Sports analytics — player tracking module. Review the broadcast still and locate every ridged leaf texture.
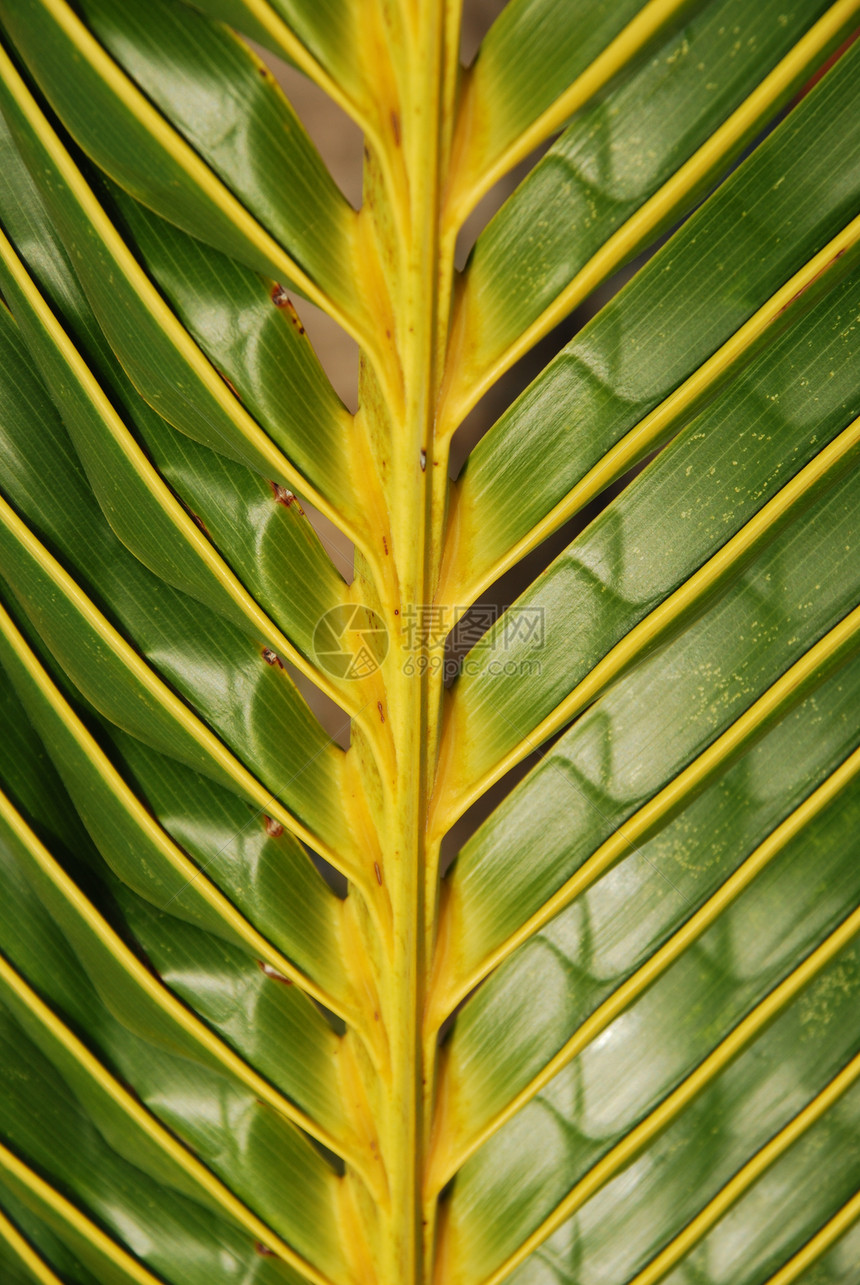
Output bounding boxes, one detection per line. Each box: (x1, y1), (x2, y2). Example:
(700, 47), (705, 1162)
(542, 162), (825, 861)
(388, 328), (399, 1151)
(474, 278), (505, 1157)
(0, 1), (859, 1283)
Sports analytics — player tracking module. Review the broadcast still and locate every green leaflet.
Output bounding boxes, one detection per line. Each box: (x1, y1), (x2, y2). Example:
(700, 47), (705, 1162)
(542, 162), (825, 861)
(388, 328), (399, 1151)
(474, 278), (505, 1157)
(0, 50), (364, 538)
(0, 1192), (103, 1285)
(0, 522), (348, 850)
(0, 277), (348, 989)
(0, 234), (344, 690)
(105, 181), (354, 506)
(455, 0), (833, 382)
(108, 729), (348, 996)
(0, 1234), (39, 1285)
(0, 1010), (312, 1285)
(0, 680), (357, 1275)
(0, 820), (344, 1277)
(443, 638), (860, 1273)
(0, 667), (350, 1145)
(113, 892), (346, 1119)
(644, 1103), (860, 1285)
(461, 0), (653, 181)
(668, 1205), (860, 1285)
(445, 263), (860, 791)
(452, 37), (860, 592)
(444, 469), (860, 993)
(175, 0), (364, 109)
(450, 977), (860, 1283)
(0, 781), (343, 1164)
(0, 353), (351, 859)
(443, 656), (860, 1148)
(0, 23), (377, 1258)
(0, 586), (350, 1007)
(0, 115), (351, 668)
(0, 0), (360, 316)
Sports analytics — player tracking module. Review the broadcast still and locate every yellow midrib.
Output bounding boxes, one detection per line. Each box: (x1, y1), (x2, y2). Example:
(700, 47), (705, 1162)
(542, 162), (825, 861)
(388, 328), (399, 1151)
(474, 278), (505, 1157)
(340, 4), (461, 1282)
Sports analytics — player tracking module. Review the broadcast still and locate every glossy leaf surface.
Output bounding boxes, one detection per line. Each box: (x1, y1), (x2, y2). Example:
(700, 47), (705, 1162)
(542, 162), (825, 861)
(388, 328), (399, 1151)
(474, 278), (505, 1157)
(0, 2), (857, 1284)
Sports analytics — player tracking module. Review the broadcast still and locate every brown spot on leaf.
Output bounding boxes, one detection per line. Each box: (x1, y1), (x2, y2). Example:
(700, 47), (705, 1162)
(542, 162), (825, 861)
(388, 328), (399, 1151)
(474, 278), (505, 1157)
(261, 647), (284, 668)
(257, 960), (293, 985)
(382, 535), (389, 555)
(374, 861), (383, 884)
(390, 110), (401, 146)
(284, 299), (305, 334)
(264, 816), (284, 838)
(269, 480), (303, 512)
(271, 285), (305, 333)
(185, 507), (210, 538)
(377, 702), (385, 724)
(255, 1243), (276, 1257)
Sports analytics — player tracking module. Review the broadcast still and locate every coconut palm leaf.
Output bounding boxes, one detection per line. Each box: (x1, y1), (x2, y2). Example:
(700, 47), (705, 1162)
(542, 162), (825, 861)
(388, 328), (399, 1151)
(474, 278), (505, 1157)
(0, 1), (858, 1283)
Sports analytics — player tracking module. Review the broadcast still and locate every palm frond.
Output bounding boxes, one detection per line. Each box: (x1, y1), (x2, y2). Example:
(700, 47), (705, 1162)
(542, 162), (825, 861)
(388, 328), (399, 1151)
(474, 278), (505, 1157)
(0, 1), (858, 1282)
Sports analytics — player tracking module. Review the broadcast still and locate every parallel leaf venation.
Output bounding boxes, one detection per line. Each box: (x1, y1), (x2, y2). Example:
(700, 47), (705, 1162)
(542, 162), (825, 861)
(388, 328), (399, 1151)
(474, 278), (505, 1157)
(0, 3), (858, 1284)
